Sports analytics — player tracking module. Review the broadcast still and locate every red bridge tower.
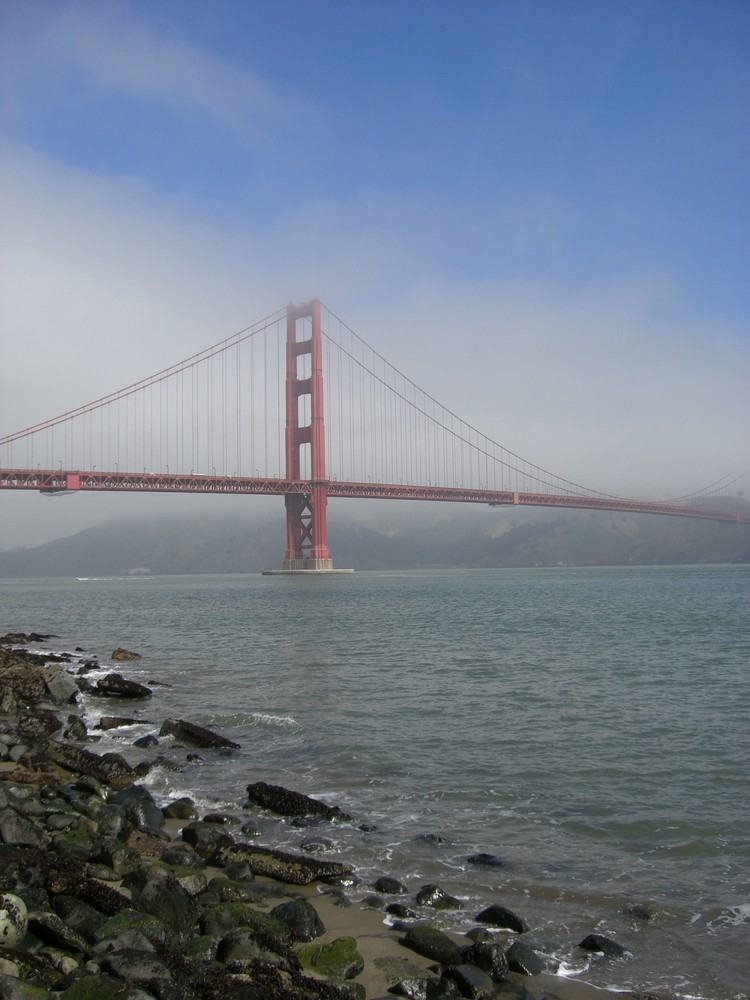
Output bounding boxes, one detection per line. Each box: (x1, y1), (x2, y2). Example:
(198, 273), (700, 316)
(280, 299), (336, 572)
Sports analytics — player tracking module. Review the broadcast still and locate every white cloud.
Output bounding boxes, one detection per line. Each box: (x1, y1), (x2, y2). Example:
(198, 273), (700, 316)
(3, 0), (311, 144)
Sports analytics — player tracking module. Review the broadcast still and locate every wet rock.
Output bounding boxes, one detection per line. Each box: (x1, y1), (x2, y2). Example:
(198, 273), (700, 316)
(245, 780), (351, 821)
(111, 647), (142, 661)
(442, 963), (495, 998)
(133, 734), (158, 749)
(162, 797), (198, 821)
(110, 784), (165, 829)
(505, 939), (545, 975)
(466, 853), (505, 868)
(374, 876), (407, 894)
(474, 903), (529, 933)
(460, 940), (509, 981)
(179, 821), (234, 855)
(96, 716), (141, 730)
(214, 842), (355, 885)
(63, 716), (88, 741)
(270, 899), (326, 942)
(578, 932), (629, 957)
(623, 902), (658, 921)
(400, 924), (463, 965)
(387, 903), (417, 919)
(45, 741), (136, 790)
(415, 884), (462, 910)
(159, 718), (239, 749)
(93, 673), (152, 699)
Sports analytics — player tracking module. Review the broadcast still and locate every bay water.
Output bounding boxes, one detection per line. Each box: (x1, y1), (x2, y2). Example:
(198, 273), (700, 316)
(1, 565), (748, 998)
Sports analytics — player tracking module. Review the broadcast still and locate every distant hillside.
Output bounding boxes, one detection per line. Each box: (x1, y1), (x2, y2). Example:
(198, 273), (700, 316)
(0, 499), (748, 577)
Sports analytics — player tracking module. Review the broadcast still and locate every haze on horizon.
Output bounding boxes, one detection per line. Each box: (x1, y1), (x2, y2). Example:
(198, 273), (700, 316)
(1, 0), (748, 549)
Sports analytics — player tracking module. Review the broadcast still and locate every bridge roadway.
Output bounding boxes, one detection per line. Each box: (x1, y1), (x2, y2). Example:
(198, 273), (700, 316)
(2, 468), (748, 524)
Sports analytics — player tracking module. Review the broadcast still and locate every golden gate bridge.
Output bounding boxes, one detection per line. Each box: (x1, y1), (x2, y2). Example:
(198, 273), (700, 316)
(1, 299), (748, 572)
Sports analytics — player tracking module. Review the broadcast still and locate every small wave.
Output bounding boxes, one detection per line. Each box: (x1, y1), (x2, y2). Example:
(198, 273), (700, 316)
(206, 711), (302, 731)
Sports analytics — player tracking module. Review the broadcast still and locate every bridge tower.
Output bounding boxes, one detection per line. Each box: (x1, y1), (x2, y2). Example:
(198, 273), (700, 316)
(279, 299), (336, 572)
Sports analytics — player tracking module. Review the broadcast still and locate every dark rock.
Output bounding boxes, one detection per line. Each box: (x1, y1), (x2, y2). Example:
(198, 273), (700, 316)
(415, 884), (462, 910)
(0, 807), (49, 847)
(45, 740), (136, 789)
(133, 734), (159, 748)
(387, 903), (418, 919)
(216, 927), (300, 973)
(111, 784), (165, 829)
(460, 940), (509, 981)
(97, 716), (142, 730)
(245, 780), (351, 821)
(200, 901), (291, 942)
(203, 812), (239, 825)
(505, 939), (545, 975)
(474, 903), (529, 933)
(52, 894), (109, 943)
(161, 846), (204, 868)
(137, 874), (197, 940)
(623, 902), (658, 921)
(63, 715), (88, 740)
(162, 797), (198, 820)
(17, 709), (63, 740)
(159, 718), (239, 749)
(374, 876), (406, 894)
(400, 924), (463, 964)
(180, 821), (234, 855)
(271, 899), (326, 942)
(27, 909), (88, 951)
(214, 842), (355, 885)
(220, 860), (255, 882)
(442, 963), (495, 998)
(111, 647), (142, 661)
(412, 833), (448, 845)
(99, 946), (173, 988)
(578, 932), (629, 957)
(467, 853), (505, 868)
(94, 672), (152, 699)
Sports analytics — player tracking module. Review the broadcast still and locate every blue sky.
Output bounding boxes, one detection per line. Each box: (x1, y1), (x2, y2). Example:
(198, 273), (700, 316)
(1, 0), (748, 545)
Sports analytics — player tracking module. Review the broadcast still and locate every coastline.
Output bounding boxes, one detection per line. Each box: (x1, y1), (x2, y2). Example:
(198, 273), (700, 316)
(1, 632), (677, 999)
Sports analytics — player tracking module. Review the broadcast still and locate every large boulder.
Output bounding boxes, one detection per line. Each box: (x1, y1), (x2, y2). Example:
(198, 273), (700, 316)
(214, 842), (355, 885)
(160, 718), (240, 749)
(245, 780), (351, 821)
(93, 673), (152, 699)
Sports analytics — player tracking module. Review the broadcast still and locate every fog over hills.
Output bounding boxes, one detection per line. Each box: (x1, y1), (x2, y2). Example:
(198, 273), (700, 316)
(0, 500), (748, 577)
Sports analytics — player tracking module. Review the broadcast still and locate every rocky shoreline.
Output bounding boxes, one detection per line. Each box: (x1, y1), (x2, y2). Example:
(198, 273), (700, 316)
(1, 632), (669, 1000)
